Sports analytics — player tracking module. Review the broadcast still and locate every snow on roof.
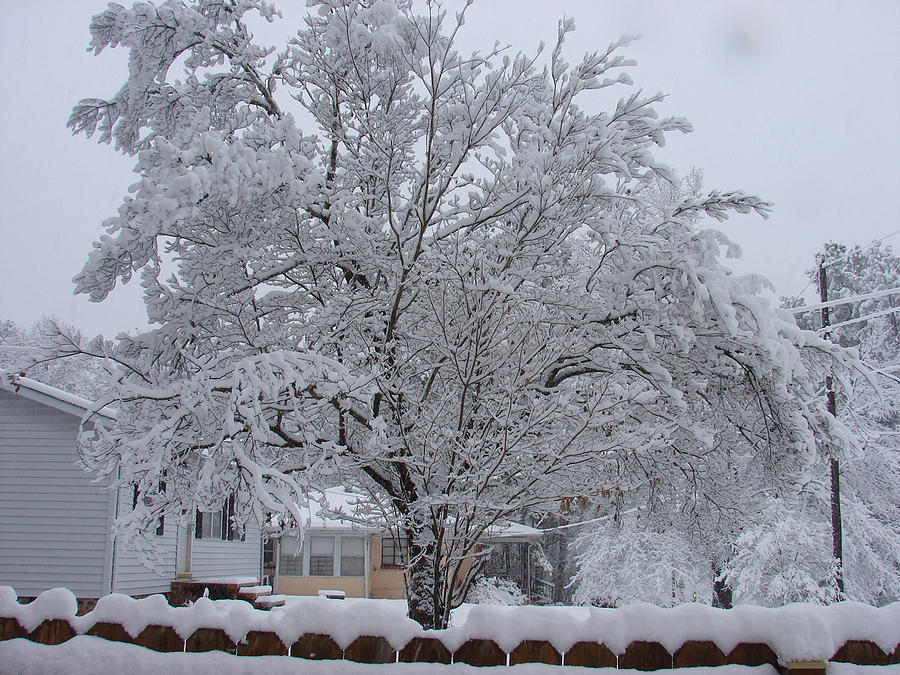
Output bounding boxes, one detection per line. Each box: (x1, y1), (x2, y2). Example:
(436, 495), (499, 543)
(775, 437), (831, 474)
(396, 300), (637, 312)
(297, 487), (383, 532)
(294, 487), (541, 540)
(486, 521), (543, 541)
(0, 369), (115, 421)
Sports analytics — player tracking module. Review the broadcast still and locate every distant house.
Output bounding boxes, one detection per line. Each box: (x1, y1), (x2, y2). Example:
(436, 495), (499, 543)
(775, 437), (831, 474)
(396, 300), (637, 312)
(0, 370), (264, 605)
(272, 487), (544, 600)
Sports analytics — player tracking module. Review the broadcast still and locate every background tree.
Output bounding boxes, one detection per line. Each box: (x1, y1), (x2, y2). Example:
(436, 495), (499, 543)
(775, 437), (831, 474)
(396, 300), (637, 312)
(575, 241), (900, 608)
(758, 241), (900, 605)
(569, 406), (790, 607)
(567, 173), (800, 609)
(1, 317), (110, 401)
(62, 0), (855, 627)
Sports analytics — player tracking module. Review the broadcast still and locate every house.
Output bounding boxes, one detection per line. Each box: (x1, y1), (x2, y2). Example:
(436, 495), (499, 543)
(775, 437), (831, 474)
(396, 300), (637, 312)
(271, 487), (545, 600)
(0, 370), (264, 606)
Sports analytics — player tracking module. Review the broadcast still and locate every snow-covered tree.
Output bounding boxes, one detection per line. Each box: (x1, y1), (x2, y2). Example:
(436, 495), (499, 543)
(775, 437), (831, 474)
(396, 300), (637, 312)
(566, 173), (806, 609)
(572, 508), (712, 607)
(726, 497), (841, 606)
(569, 403), (788, 608)
(64, 0), (855, 627)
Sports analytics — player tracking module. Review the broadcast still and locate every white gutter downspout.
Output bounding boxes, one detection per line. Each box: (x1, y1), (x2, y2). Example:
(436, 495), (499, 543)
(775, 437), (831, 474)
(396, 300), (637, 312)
(364, 536), (371, 598)
(176, 509), (193, 579)
(106, 481), (121, 595)
(273, 538), (280, 594)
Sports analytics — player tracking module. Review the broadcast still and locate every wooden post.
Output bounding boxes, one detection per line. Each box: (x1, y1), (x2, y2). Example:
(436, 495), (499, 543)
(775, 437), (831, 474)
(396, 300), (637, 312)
(817, 253), (844, 596)
(785, 660), (827, 675)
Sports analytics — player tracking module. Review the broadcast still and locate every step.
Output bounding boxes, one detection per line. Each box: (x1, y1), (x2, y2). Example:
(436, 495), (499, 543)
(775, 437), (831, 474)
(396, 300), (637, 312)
(254, 594), (287, 609)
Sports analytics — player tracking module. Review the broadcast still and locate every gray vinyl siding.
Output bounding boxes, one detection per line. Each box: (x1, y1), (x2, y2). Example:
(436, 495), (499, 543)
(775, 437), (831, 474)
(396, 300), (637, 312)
(110, 488), (177, 596)
(191, 516), (262, 582)
(0, 390), (112, 598)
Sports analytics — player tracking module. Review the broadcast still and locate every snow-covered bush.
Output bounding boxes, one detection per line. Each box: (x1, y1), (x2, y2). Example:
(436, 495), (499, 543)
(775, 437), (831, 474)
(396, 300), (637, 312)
(466, 577), (527, 606)
(572, 516), (711, 607)
(724, 499), (841, 606)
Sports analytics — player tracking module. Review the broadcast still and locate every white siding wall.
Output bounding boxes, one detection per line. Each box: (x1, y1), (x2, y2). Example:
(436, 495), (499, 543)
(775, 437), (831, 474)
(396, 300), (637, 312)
(110, 488), (177, 596)
(190, 516), (262, 582)
(0, 390), (112, 598)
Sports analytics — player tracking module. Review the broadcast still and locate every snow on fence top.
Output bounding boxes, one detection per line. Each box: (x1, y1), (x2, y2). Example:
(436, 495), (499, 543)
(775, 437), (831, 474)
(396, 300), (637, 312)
(2, 586), (898, 663)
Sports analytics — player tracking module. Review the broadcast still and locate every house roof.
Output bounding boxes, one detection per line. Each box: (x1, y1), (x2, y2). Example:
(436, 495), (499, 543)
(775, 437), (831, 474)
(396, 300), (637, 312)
(485, 521), (543, 541)
(0, 369), (115, 422)
(297, 487), (542, 540)
(298, 487), (382, 531)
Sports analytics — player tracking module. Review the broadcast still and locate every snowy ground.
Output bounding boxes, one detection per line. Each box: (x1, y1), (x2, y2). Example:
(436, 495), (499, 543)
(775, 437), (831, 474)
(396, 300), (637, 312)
(272, 595), (586, 628)
(2, 637), (899, 675)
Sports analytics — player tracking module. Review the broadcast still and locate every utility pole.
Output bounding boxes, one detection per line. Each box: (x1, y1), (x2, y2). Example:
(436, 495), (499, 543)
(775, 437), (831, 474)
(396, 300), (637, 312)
(817, 253), (844, 596)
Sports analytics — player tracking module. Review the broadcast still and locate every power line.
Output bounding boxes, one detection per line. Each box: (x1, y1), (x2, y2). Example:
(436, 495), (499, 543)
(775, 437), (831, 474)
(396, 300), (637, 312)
(788, 287), (900, 315)
(816, 305), (900, 332)
(822, 228), (900, 270)
(790, 229), (900, 298)
(793, 279), (813, 299)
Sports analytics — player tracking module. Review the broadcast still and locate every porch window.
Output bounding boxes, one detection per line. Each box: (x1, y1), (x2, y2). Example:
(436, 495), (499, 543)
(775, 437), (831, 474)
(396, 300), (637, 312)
(302, 535), (366, 577)
(381, 536), (407, 567)
(309, 536), (335, 576)
(279, 543), (305, 576)
(340, 536), (365, 577)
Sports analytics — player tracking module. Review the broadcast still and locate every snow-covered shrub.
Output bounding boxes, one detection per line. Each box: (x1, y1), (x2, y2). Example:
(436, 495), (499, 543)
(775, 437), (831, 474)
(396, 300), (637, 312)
(572, 518), (711, 607)
(724, 499), (841, 606)
(466, 577), (527, 606)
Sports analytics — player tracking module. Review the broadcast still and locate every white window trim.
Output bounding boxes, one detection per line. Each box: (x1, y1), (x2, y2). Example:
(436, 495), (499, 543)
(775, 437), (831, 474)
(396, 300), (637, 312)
(304, 533), (367, 578)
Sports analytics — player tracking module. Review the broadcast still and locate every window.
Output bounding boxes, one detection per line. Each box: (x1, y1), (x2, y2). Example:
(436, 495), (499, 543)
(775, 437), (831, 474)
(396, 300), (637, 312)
(279, 542), (305, 576)
(263, 538), (275, 568)
(196, 509), (223, 539)
(340, 537), (365, 577)
(195, 494), (243, 541)
(278, 535), (367, 577)
(309, 536), (334, 576)
(381, 536), (407, 567)
(156, 482), (166, 536)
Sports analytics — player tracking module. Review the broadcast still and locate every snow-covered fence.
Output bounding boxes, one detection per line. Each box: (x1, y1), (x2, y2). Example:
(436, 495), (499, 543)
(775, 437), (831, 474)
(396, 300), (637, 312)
(1, 587), (899, 670)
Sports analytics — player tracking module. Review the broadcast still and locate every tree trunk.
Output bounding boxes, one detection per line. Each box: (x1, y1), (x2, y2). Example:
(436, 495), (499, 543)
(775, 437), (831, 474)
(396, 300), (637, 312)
(405, 533), (446, 630)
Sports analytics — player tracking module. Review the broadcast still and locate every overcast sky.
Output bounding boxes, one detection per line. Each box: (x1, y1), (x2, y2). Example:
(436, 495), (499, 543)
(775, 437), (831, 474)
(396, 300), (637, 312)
(1, 0), (898, 338)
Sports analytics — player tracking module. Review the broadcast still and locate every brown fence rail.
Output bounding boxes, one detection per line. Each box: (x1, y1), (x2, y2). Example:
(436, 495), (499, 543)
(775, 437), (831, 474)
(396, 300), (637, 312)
(2, 614), (899, 670)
